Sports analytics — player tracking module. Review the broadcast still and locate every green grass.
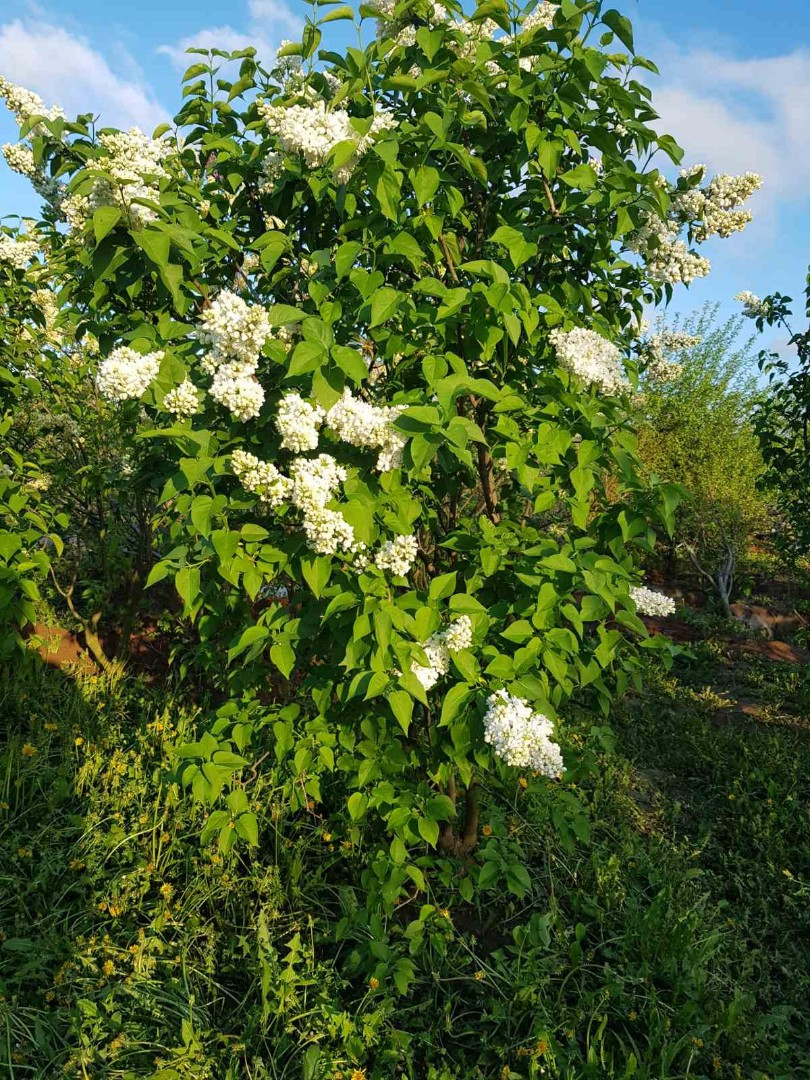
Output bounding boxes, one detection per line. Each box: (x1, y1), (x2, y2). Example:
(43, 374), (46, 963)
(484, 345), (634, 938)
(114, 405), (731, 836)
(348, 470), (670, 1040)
(0, 642), (808, 1079)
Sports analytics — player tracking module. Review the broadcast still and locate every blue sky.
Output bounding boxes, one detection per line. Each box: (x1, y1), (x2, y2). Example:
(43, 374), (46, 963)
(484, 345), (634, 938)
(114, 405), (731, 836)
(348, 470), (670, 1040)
(1, 0), (808, 347)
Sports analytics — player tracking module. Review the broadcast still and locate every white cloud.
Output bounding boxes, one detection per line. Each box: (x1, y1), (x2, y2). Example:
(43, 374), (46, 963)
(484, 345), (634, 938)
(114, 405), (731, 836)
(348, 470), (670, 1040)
(158, 0), (303, 70)
(0, 17), (167, 132)
(649, 43), (810, 206)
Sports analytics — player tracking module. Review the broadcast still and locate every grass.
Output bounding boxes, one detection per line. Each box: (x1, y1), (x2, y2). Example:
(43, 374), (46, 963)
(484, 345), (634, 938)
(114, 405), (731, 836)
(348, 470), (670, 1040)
(0, 638), (808, 1079)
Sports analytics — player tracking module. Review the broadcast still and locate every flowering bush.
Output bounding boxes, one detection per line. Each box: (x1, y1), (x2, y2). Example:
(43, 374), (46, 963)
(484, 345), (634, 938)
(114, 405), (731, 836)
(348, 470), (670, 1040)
(1, 0), (760, 944)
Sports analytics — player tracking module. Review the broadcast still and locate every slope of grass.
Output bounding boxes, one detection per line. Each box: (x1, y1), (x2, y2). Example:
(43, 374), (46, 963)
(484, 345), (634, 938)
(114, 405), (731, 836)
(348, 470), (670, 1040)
(0, 642), (807, 1079)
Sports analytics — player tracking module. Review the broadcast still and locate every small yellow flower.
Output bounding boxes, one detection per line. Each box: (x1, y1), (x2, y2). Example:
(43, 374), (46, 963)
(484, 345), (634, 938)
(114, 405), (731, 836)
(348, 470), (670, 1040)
(350, 1070), (366, 1080)
(108, 903), (122, 917)
(482, 824), (493, 836)
(102, 959), (115, 976)
(691, 1037), (704, 1048)
(518, 776), (527, 789)
(323, 832), (332, 842)
(474, 969), (485, 981)
(44, 722), (58, 732)
(629, 1010), (637, 1021)
(159, 883), (174, 900)
(74, 736), (84, 747)
(369, 976), (379, 989)
(439, 908), (450, 919)
(535, 1038), (549, 1054)
(17, 846), (32, 858)
(21, 743), (37, 757)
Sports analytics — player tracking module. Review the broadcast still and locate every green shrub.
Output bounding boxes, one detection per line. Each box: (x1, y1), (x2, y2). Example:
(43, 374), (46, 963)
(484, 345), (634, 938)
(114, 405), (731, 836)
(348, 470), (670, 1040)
(635, 306), (768, 611)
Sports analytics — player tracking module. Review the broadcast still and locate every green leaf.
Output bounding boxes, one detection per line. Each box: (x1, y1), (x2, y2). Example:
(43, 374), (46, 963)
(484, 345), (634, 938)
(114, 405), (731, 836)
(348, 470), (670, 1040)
(335, 240), (362, 280)
(602, 8), (635, 51)
(93, 206), (122, 242)
(429, 572), (457, 600)
(348, 791), (368, 820)
(439, 683), (474, 725)
(301, 556), (332, 598)
(270, 641), (296, 678)
(134, 228), (170, 268)
(175, 565), (200, 609)
(410, 165), (440, 206)
(321, 3), (354, 22)
(228, 624), (269, 662)
(234, 811), (259, 846)
(388, 690), (413, 734)
(190, 494), (213, 535)
(369, 286), (403, 327)
(560, 163), (598, 190)
(418, 816), (439, 847)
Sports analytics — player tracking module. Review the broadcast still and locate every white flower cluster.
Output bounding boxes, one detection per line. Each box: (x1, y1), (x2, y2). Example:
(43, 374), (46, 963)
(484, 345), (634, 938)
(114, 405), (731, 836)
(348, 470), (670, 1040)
(735, 291), (771, 320)
(163, 379), (201, 418)
(260, 99), (398, 183)
(231, 449), (293, 509)
(198, 290), (273, 365)
(210, 364), (266, 421)
(629, 167), (761, 286)
(549, 326), (627, 394)
(642, 329), (701, 382)
(672, 169), (762, 242)
(627, 214), (711, 286)
(232, 449), (359, 556)
(62, 128), (171, 231)
(198, 291), (275, 422)
(521, 2), (557, 32)
(2, 142), (62, 202)
(0, 77), (64, 133)
(325, 388), (407, 471)
(374, 534), (419, 576)
(96, 346), (163, 402)
(0, 231), (39, 269)
(630, 585), (676, 617)
(276, 392), (325, 452)
(411, 615), (474, 691)
(483, 690), (563, 777)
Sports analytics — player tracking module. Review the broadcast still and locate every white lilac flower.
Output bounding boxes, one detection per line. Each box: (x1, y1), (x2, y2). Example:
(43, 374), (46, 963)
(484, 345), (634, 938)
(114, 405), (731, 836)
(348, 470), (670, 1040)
(197, 290), (272, 365)
(0, 232), (39, 269)
(0, 77), (64, 133)
(259, 99), (398, 183)
(629, 168), (761, 286)
(549, 326), (628, 394)
(2, 143), (61, 201)
(289, 454), (347, 514)
(325, 388), (407, 471)
(96, 346), (163, 402)
(735, 291), (771, 320)
(209, 362), (265, 421)
(276, 393), (325, 452)
(672, 170), (762, 242)
(629, 585), (676, 617)
(301, 505), (359, 555)
(374, 534), (418, 577)
(521, 2), (556, 33)
(163, 379), (201, 418)
(411, 637), (451, 690)
(642, 329), (701, 382)
(410, 615), (474, 690)
(62, 128), (170, 231)
(231, 449), (293, 508)
(627, 213), (712, 286)
(483, 689), (563, 777)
